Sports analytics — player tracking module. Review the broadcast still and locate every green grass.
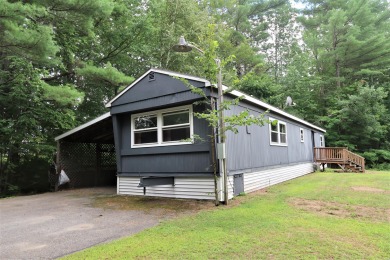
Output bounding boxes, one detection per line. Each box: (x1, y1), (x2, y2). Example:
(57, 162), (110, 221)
(63, 171), (390, 259)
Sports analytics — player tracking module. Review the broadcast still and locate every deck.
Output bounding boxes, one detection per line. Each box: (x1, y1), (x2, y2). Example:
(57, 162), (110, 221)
(314, 147), (365, 172)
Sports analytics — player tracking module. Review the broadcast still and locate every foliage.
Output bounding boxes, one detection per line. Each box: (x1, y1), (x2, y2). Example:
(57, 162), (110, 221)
(325, 83), (389, 150)
(362, 149), (390, 170)
(288, 0), (390, 153)
(235, 69), (282, 106)
(76, 63), (134, 121)
(0, 0), (132, 195)
(179, 24), (269, 136)
(63, 171), (390, 259)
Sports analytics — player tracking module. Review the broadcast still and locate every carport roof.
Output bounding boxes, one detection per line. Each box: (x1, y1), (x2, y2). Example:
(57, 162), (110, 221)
(55, 112), (114, 143)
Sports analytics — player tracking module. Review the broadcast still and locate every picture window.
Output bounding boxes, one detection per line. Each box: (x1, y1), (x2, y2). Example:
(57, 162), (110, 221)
(131, 106), (193, 147)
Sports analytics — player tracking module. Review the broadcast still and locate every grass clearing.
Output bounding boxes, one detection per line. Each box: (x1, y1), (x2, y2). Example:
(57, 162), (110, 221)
(63, 170), (390, 259)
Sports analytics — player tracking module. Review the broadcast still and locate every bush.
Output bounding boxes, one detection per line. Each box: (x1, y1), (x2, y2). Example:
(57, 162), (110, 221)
(362, 149), (390, 170)
(1, 157), (52, 197)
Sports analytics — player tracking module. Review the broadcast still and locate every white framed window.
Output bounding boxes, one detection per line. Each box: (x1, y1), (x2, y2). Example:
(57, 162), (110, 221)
(300, 128), (304, 143)
(269, 118), (287, 146)
(131, 105), (193, 148)
(320, 135), (324, 147)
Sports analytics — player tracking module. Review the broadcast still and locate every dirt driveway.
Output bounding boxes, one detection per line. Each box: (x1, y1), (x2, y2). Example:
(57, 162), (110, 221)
(0, 188), (210, 259)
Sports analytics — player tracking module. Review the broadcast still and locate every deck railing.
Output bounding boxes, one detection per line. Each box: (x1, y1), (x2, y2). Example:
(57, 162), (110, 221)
(314, 147), (365, 172)
(346, 150), (365, 172)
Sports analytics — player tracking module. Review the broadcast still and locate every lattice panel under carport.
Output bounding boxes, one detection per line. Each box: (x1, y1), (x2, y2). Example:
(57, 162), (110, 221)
(56, 142), (117, 189)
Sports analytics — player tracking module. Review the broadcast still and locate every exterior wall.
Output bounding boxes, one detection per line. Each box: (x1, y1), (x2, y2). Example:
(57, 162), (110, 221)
(313, 132), (325, 147)
(117, 176), (215, 200)
(113, 104), (213, 176)
(110, 73), (207, 114)
(110, 71), (325, 200)
(110, 73), (214, 178)
(244, 163), (314, 193)
(224, 99), (321, 175)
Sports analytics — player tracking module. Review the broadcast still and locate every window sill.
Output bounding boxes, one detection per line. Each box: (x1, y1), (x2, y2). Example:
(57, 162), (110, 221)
(131, 141), (193, 149)
(270, 143), (288, 147)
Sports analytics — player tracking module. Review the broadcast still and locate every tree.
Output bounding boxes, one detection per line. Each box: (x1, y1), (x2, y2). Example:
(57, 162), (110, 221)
(261, 2), (300, 82)
(298, 0), (390, 86)
(204, 0), (287, 79)
(325, 83), (389, 151)
(295, 0), (390, 151)
(76, 63), (134, 121)
(0, 0), (133, 194)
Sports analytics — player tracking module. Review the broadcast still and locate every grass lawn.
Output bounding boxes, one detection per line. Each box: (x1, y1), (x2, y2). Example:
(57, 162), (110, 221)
(63, 170), (390, 259)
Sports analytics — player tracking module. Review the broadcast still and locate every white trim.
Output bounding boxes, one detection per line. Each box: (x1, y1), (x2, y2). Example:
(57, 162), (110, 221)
(228, 88), (326, 133)
(320, 135), (324, 147)
(269, 117), (288, 146)
(105, 68), (211, 108)
(54, 112), (111, 141)
(300, 128), (305, 143)
(131, 105), (193, 148)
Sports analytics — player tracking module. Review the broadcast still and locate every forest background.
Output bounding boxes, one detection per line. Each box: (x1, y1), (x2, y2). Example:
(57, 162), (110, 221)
(1, 0), (389, 195)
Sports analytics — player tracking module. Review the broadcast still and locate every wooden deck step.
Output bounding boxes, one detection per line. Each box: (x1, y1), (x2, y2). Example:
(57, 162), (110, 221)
(314, 147), (365, 173)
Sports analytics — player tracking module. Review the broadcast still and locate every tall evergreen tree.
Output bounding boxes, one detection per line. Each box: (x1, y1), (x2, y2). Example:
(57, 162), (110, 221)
(294, 0), (390, 150)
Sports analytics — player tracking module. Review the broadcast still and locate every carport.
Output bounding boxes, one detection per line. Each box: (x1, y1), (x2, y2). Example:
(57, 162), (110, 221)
(54, 113), (116, 189)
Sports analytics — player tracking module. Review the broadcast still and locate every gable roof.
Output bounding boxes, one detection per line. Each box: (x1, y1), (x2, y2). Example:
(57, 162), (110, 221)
(105, 68), (325, 132)
(105, 68), (211, 108)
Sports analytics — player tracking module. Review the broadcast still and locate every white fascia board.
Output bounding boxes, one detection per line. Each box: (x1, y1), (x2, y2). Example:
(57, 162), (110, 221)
(151, 68), (211, 86)
(220, 85), (326, 133)
(105, 68), (211, 108)
(54, 112), (111, 141)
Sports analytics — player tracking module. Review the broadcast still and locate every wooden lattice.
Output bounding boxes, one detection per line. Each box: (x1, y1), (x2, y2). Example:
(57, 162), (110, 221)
(57, 142), (117, 189)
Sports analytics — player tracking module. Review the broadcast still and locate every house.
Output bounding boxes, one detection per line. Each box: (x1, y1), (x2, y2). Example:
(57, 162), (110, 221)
(55, 68), (326, 201)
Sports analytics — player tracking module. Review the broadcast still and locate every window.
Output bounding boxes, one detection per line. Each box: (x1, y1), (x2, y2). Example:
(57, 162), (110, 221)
(269, 118), (287, 146)
(131, 105), (193, 147)
(133, 114), (158, 145)
(320, 135), (324, 147)
(300, 128), (304, 143)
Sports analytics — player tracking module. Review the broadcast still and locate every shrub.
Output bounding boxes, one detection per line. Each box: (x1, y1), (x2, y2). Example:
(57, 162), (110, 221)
(362, 149), (390, 170)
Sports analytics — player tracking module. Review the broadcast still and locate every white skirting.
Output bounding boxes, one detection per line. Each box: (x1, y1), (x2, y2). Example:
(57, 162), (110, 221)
(117, 177), (215, 200)
(244, 163), (314, 193)
(117, 163), (315, 200)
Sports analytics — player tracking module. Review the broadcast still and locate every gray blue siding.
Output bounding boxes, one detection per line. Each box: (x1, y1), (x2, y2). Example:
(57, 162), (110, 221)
(112, 104), (213, 176)
(224, 97), (321, 175)
(111, 72), (207, 115)
(110, 73), (213, 177)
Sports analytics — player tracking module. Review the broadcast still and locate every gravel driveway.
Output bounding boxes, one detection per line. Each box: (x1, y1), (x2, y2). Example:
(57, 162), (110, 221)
(0, 188), (175, 259)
